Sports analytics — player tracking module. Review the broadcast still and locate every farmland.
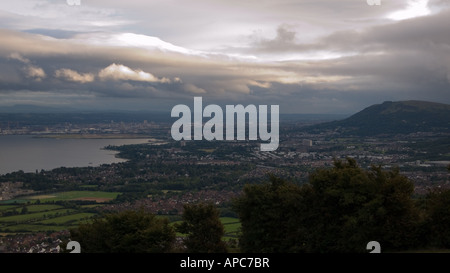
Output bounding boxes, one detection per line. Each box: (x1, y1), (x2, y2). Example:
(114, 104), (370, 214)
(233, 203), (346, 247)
(221, 217), (241, 239)
(171, 216), (241, 241)
(17, 191), (120, 203)
(0, 188), (242, 238)
(0, 191), (119, 234)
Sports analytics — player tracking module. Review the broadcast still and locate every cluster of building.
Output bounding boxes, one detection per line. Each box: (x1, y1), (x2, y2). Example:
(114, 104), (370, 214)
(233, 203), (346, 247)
(0, 120), (164, 136)
(0, 182), (35, 201)
(0, 231), (69, 253)
(100, 190), (239, 215)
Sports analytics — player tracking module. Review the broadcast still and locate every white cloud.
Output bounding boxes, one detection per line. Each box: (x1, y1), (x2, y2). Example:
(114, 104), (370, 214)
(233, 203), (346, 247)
(55, 68), (95, 83)
(24, 66), (46, 80)
(114, 33), (200, 55)
(0, 0), (133, 32)
(98, 63), (171, 83)
(183, 83), (206, 94)
(387, 0), (431, 21)
(23, 65), (46, 81)
(8, 52), (30, 64)
(8, 52), (46, 81)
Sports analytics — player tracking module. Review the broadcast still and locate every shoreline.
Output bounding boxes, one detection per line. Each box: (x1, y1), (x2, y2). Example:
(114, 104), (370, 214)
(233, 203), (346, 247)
(0, 135), (153, 175)
(32, 133), (152, 140)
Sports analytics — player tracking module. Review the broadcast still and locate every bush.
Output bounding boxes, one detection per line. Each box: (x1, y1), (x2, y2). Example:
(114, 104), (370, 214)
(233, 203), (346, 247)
(69, 209), (176, 253)
(234, 158), (421, 253)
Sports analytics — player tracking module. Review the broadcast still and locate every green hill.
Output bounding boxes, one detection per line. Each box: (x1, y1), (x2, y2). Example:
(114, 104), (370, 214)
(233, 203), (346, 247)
(305, 100), (450, 136)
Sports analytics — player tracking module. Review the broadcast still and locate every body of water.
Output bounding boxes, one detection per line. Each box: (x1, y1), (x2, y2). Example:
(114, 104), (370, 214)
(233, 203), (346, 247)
(0, 135), (150, 175)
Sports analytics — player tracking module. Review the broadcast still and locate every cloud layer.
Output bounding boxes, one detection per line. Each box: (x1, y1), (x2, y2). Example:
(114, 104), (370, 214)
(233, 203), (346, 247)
(98, 63), (171, 83)
(0, 0), (449, 113)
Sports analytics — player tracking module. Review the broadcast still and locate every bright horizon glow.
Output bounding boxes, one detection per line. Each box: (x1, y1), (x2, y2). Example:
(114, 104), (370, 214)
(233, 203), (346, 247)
(387, 0), (431, 21)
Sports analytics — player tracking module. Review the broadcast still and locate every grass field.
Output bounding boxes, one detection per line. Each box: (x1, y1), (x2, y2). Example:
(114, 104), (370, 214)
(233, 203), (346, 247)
(1, 224), (78, 233)
(0, 204), (94, 234)
(26, 204), (64, 212)
(221, 217), (241, 239)
(25, 191), (120, 203)
(39, 213), (95, 225)
(0, 205), (21, 212)
(198, 148), (216, 153)
(170, 217), (241, 239)
(0, 190), (241, 239)
(0, 190), (119, 234)
(0, 209), (76, 223)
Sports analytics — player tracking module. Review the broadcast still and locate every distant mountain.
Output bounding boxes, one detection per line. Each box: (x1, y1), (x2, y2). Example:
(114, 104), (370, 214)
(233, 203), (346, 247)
(305, 100), (450, 136)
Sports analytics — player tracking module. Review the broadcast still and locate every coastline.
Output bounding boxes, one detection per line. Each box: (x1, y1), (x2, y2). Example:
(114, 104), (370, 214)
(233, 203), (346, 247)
(0, 135), (153, 175)
(32, 133), (152, 140)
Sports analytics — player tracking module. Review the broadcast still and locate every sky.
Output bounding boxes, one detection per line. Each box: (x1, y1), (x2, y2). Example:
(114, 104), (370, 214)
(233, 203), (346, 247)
(0, 0), (449, 114)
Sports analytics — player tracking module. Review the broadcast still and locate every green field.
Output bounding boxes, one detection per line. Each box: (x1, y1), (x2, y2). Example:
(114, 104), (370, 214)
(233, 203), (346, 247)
(0, 190), (119, 234)
(0, 191), (241, 239)
(0, 205), (20, 211)
(0, 205), (94, 234)
(220, 217), (240, 225)
(221, 217), (241, 239)
(1, 224), (78, 233)
(0, 191), (121, 205)
(26, 204), (64, 212)
(39, 213), (95, 225)
(171, 217), (241, 239)
(0, 209), (76, 223)
(25, 191), (120, 203)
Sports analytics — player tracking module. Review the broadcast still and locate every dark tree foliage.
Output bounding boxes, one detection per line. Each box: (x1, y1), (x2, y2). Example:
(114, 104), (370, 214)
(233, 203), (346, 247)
(69, 210), (175, 253)
(234, 158), (421, 253)
(233, 175), (308, 253)
(176, 202), (228, 253)
(306, 158), (419, 252)
(424, 189), (450, 248)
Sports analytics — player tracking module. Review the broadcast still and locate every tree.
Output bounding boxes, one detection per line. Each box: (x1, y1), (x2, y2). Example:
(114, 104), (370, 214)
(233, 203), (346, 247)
(20, 206), (28, 215)
(69, 209), (175, 253)
(233, 158), (421, 253)
(176, 202), (227, 253)
(233, 175), (308, 253)
(424, 189), (450, 248)
(306, 159), (419, 252)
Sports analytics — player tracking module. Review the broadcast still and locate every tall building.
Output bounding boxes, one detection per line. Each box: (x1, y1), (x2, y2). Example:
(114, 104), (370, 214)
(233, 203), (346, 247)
(302, 139), (312, 147)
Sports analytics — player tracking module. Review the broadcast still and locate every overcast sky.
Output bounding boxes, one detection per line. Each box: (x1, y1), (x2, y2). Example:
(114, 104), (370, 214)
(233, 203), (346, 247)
(0, 0), (449, 114)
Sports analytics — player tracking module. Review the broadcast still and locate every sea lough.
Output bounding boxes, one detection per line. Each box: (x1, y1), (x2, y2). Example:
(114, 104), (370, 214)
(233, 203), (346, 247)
(0, 135), (150, 175)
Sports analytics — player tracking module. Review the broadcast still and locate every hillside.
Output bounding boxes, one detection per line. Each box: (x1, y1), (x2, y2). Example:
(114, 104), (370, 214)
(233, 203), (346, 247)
(305, 100), (450, 136)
